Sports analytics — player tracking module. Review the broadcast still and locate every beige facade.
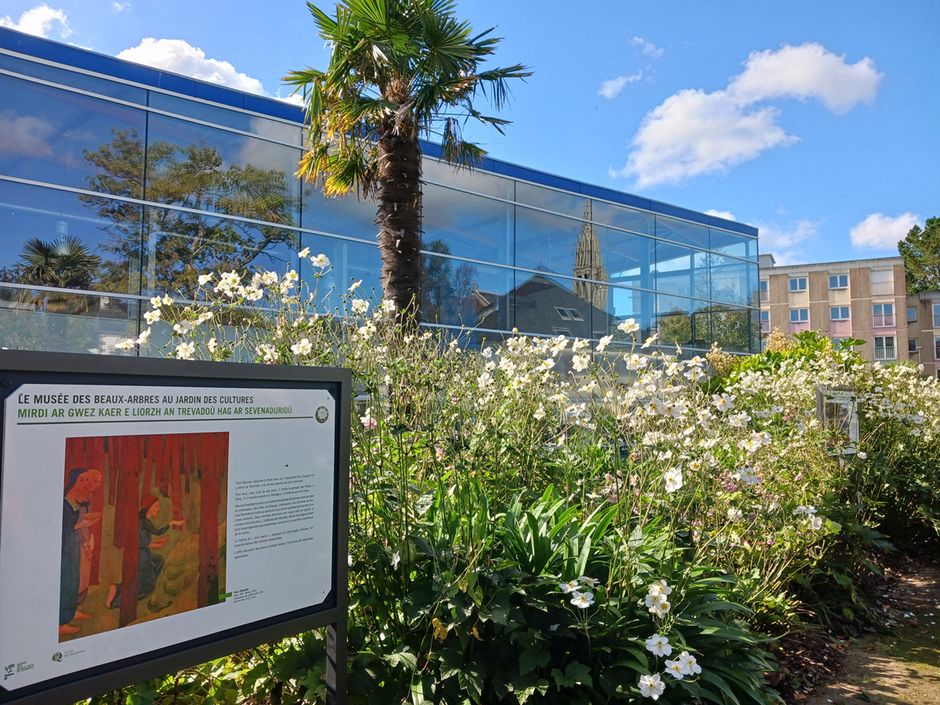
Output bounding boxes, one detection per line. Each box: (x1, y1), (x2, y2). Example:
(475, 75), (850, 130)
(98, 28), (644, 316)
(758, 254), (913, 364)
(908, 292), (940, 379)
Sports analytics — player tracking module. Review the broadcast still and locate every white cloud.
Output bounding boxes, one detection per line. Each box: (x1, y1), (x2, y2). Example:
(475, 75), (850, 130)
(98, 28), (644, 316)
(613, 88), (797, 186)
(729, 43), (882, 114)
(0, 111), (55, 158)
(598, 71), (643, 99)
(0, 4), (71, 38)
(705, 209), (736, 221)
(756, 219), (820, 265)
(850, 212), (919, 250)
(631, 36), (664, 59)
(615, 43), (882, 188)
(117, 38), (265, 94)
(112, 2), (131, 12)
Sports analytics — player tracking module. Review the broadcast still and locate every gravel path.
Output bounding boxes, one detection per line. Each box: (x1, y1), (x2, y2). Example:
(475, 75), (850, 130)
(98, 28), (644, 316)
(804, 564), (940, 705)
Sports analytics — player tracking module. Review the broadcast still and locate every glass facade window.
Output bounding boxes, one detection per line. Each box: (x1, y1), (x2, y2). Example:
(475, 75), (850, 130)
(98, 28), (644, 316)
(790, 308), (809, 323)
(0, 36), (761, 357)
(759, 279), (768, 302)
(788, 277), (807, 292)
(829, 274), (848, 289)
(874, 335), (896, 361)
(933, 304), (940, 328)
(759, 310), (770, 333)
(872, 303), (895, 327)
(830, 306), (850, 321)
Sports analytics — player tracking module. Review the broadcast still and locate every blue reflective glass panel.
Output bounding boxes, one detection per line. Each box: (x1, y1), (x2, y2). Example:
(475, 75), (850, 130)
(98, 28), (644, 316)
(0, 74), (146, 194)
(149, 92), (301, 145)
(515, 206), (585, 277)
(590, 199), (654, 236)
(0, 53), (147, 104)
(145, 113), (301, 226)
(515, 182), (588, 219)
(302, 185), (377, 242)
(422, 183), (512, 264)
(709, 255), (751, 306)
(656, 215), (709, 249)
(512, 272), (599, 338)
(0, 180), (141, 293)
(142, 206), (299, 297)
(422, 255), (512, 331)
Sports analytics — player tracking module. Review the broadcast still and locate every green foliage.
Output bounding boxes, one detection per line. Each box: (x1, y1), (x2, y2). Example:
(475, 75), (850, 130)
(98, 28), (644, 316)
(898, 216), (940, 294)
(95, 265), (940, 705)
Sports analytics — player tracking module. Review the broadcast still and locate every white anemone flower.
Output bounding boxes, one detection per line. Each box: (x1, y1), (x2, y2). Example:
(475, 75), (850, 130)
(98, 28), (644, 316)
(638, 674), (665, 700)
(664, 659), (685, 679)
(596, 334), (613, 352)
(663, 467), (683, 493)
(291, 338), (313, 356)
(310, 253), (330, 268)
(351, 299), (370, 315)
(559, 580), (579, 594)
(677, 651), (701, 675)
(175, 342), (196, 360)
(617, 318), (640, 334)
(644, 633), (672, 657)
(571, 354), (590, 372)
(569, 591), (595, 609)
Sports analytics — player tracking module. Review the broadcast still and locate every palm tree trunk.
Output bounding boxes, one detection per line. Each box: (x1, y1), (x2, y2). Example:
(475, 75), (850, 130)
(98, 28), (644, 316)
(376, 123), (423, 327)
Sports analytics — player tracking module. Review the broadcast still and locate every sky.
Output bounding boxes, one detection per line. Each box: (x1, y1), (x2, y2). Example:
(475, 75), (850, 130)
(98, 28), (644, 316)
(1, 0), (938, 265)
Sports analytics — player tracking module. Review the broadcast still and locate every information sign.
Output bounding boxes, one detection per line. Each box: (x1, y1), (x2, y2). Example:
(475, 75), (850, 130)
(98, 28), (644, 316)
(0, 351), (349, 705)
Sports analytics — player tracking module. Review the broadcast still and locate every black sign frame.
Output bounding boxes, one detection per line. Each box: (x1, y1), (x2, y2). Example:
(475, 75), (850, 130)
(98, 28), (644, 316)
(0, 350), (350, 705)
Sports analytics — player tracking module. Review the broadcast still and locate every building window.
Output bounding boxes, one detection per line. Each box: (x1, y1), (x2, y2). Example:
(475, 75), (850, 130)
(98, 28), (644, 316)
(828, 274), (848, 289)
(830, 306), (850, 321)
(870, 269), (893, 295)
(789, 308), (809, 323)
(908, 306), (918, 323)
(909, 338), (919, 355)
(759, 279), (768, 303)
(872, 303), (895, 327)
(788, 277), (807, 292)
(874, 336), (896, 361)
(933, 304), (940, 328)
(759, 310), (770, 333)
(935, 336), (940, 361)
(554, 307), (584, 322)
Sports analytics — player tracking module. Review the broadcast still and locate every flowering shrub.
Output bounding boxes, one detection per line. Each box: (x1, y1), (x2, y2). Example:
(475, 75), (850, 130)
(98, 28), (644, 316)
(99, 256), (940, 705)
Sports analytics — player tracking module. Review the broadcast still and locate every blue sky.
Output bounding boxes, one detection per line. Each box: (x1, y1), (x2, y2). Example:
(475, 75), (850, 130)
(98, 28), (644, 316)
(2, 0), (937, 264)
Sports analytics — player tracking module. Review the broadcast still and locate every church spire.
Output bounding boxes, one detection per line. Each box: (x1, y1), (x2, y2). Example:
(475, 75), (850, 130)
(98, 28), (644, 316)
(572, 200), (608, 310)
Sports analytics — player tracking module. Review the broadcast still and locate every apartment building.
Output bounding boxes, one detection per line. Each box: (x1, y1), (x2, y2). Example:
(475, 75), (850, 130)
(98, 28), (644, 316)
(758, 254), (910, 364)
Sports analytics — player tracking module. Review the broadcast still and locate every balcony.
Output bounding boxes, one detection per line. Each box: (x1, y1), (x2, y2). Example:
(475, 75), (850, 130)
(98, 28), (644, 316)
(870, 281), (894, 296)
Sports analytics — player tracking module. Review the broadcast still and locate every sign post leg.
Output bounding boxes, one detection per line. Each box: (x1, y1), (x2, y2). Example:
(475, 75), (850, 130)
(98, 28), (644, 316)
(326, 621), (347, 705)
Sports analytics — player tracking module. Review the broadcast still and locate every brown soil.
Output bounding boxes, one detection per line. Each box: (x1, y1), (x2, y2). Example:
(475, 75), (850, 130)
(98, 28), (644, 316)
(803, 564), (940, 705)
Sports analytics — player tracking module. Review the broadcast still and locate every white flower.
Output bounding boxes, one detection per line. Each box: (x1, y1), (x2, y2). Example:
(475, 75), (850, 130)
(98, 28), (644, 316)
(571, 354), (590, 372)
(256, 344), (278, 364)
(114, 338), (136, 350)
(727, 507), (744, 522)
(291, 338), (313, 355)
(390, 551), (400, 570)
(149, 296), (163, 307)
(533, 405), (546, 421)
(664, 659), (686, 680)
(173, 321), (193, 336)
(596, 334), (613, 352)
(647, 580), (672, 598)
(663, 467), (683, 493)
(712, 393), (735, 412)
(348, 279), (362, 292)
(857, 451), (868, 460)
(298, 246), (310, 258)
(560, 580), (579, 594)
(677, 651), (701, 675)
(207, 337), (217, 353)
(579, 576), (600, 588)
(143, 308), (161, 325)
(638, 673), (665, 700)
(733, 465), (761, 485)
(808, 514), (824, 531)
(570, 591), (595, 609)
(351, 299), (370, 315)
(645, 593), (671, 618)
(310, 253), (330, 268)
(645, 634), (672, 657)
(136, 328), (151, 345)
(162, 295), (173, 306)
(175, 342), (195, 360)
(197, 273), (213, 286)
(617, 318), (640, 334)
(641, 333), (658, 349)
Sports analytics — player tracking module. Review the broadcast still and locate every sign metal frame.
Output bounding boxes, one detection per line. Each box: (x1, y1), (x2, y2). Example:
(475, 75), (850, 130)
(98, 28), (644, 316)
(0, 350), (350, 705)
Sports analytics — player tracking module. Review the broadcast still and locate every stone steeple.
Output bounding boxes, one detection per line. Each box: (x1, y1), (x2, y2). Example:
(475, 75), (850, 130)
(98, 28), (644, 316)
(572, 200), (608, 310)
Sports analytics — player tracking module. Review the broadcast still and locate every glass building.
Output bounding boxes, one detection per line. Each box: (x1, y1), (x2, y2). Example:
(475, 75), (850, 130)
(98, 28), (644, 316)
(0, 28), (760, 356)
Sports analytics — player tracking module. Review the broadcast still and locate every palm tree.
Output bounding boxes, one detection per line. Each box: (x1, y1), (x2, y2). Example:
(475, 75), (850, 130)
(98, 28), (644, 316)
(285, 0), (529, 324)
(17, 236), (101, 313)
